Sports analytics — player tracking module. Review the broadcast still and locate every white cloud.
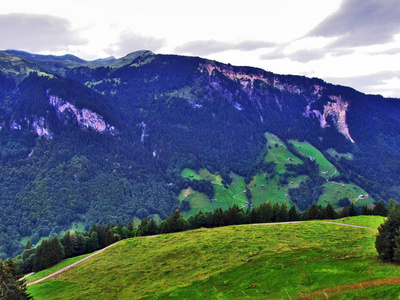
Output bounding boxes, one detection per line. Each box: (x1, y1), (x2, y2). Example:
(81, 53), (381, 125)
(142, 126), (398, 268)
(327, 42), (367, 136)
(175, 40), (275, 56)
(107, 31), (165, 58)
(0, 13), (86, 52)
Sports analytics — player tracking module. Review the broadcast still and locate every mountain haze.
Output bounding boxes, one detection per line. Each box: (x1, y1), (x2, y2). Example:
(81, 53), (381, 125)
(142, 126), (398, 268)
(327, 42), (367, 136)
(0, 49), (399, 258)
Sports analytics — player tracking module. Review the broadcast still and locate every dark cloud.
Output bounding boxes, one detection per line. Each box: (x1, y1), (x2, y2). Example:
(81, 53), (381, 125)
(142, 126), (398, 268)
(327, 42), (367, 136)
(109, 31), (165, 57)
(0, 13), (86, 52)
(308, 0), (400, 47)
(175, 40), (275, 56)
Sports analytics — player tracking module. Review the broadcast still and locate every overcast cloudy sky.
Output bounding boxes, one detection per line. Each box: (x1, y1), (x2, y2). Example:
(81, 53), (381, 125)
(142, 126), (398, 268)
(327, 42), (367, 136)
(1, 0), (400, 97)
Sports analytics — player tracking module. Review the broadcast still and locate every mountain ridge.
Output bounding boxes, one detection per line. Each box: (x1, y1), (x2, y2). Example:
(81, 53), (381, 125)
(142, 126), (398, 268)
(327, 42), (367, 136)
(0, 49), (399, 259)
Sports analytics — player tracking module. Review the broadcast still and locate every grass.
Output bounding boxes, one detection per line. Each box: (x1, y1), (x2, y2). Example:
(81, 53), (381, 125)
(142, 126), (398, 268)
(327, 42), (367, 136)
(27, 217), (400, 299)
(326, 148), (354, 161)
(288, 139), (337, 179)
(25, 253), (93, 284)
(265, 133), (302, 173)
(330, 215), (386, 228)
(179, 132), (377, 217)
(318, 182), (375, 209)
(181, 168), (201, 180)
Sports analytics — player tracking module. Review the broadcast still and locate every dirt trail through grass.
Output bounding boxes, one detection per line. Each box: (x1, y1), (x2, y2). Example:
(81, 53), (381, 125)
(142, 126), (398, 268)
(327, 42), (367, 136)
(26, 243), (117, 286)
(296, 276), (400, 299)
(25, 221), (376, 287)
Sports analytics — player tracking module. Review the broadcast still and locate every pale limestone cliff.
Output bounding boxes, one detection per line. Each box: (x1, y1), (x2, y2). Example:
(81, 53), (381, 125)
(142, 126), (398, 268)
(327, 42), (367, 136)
(314, 95), (355, 143)
(49, 95), (117, 135)
(32, 116), (52, 139)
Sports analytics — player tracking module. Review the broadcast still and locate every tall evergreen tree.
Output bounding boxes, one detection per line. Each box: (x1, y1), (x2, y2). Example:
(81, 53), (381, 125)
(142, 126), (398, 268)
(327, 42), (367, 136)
(147, 219), (158, 236)
(387, 198), (397, 215)
(288, 205), (299, 221)
(372, 201), (387, 216)
(61, 231), (75, 258)
(375, 210), (400, 261)
(0, 260), (32, 299)
(325, 204), (336, 219)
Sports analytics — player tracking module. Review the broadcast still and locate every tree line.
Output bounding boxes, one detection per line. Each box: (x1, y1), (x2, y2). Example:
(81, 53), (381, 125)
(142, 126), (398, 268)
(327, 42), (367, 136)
(10, 199), (390, 277)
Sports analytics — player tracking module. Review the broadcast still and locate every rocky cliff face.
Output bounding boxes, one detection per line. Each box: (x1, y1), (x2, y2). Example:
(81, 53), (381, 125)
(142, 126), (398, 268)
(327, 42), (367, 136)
(49, 95), (117, 135)
(199, 61), (355, 143)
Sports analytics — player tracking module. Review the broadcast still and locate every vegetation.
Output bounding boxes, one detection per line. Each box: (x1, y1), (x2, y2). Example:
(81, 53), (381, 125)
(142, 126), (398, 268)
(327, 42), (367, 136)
(0, 49), (399, 261)
(10, 197), (388, 282)
(27, 217), (398, 299)
(0, 259), (32, 299)
(375, 206), (400, 262)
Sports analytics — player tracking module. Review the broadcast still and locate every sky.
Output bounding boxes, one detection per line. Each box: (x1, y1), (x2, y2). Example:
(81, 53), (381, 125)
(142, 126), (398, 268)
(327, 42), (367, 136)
(1, 0), (400, 98)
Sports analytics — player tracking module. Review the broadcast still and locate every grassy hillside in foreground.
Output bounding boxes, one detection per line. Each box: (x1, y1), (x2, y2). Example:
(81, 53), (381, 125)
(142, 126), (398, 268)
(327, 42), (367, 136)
(27, 216), (400, 299)
(179, 133), (374, 218)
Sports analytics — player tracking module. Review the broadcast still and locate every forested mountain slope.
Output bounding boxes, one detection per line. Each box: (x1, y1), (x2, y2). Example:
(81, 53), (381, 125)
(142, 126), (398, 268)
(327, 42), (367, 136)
(0, 49), (399, 258)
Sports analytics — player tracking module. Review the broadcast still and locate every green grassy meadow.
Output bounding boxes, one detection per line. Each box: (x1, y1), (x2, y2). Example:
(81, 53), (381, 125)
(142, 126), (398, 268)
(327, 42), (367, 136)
(288, 139), (337, 179)
(179, 132), (375, 217)
(27, 216), (400, 299)
(25, 253), (93, 284)
(330, 215), (386, 228)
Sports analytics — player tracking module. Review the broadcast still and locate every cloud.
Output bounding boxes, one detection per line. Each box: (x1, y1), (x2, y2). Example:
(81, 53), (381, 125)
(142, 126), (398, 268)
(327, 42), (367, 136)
(287, 48), (326, 62)
(235, 40), (276, 51)
(308, 0), (400, 47)
(175, 40), (275, 56)
(325, 71), (400, 97)
(0, 13), (86, 52)
(108, 31), (165, 57)
(370, 48), (400, 56)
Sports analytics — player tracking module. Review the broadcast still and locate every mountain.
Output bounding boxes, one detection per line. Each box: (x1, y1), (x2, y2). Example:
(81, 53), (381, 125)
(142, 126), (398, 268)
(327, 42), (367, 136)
(0, 50), (399, 258)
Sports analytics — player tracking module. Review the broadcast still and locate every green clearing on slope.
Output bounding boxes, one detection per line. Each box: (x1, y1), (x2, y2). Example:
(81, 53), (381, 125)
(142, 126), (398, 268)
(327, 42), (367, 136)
(27, 216), (400, 299)
(179, 133), (374, 217)
(288, 139), (337, 179)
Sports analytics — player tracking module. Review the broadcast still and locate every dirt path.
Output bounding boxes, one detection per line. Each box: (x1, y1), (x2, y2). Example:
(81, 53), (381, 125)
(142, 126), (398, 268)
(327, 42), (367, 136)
(25, 221), (376, 286)
(296, 276), (400, 299)
(26, 243), (117, 286)
(253, 220), (375, 230)
(317, 221), (375, 230)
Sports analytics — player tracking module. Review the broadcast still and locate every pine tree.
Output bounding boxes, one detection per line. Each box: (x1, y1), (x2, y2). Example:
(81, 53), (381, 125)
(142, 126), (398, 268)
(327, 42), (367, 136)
(105, 229), (116, 246)
(61, 231), (74, 258)
(0, 260), (32, 299)
(349, 203), (357, 216)
(147, 219), (158, 235)
(288, 205), (299, 221)
(325, 204), (336, 219)
(387, 198), (396, 215)
(25, 241), (32, 250)
(372, 201), (387, 216)
(138, 218), (149, 236)
(89, 232), (100, 252)
(127, 222), (134, 232)
(361, 205), (372, 215)
(279, 203), (289, 222)
(271, 202), (281, 222)
(375, 209), (400, 261)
